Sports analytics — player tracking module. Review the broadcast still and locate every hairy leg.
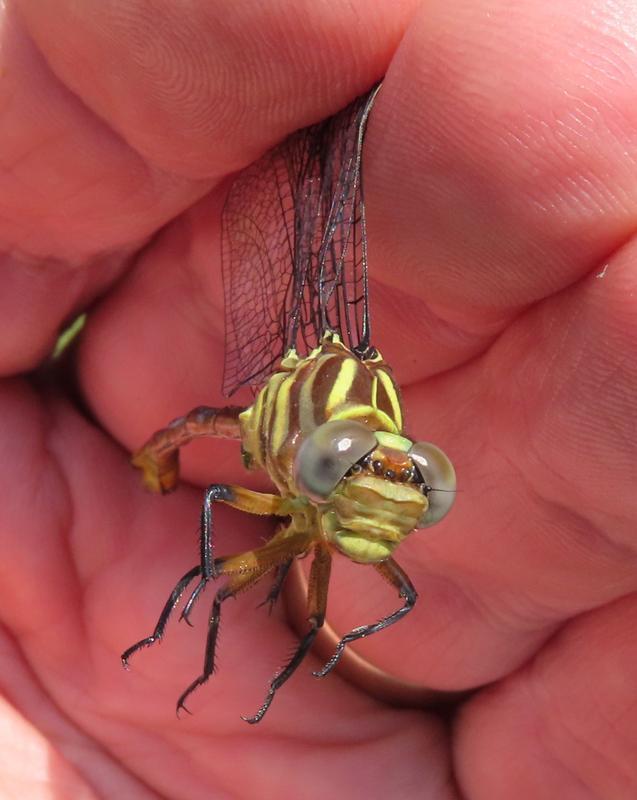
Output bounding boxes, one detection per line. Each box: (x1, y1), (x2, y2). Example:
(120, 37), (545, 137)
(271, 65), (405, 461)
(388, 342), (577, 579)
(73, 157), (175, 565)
(243, 542), (332, 724)
(314, 557), (417, 678)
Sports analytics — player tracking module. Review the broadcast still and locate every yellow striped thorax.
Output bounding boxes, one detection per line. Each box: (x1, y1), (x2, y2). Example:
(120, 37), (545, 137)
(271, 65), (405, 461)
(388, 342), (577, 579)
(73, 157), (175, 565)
(239, 333), (402, 492)
(239, 333), (428, 564)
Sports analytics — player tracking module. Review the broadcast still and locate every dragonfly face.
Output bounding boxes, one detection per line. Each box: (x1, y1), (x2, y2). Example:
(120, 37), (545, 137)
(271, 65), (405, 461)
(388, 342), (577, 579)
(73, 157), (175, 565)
(320, 472), (427, 563)
(123, 85), (457, 724)
(295, 417), (455, 563)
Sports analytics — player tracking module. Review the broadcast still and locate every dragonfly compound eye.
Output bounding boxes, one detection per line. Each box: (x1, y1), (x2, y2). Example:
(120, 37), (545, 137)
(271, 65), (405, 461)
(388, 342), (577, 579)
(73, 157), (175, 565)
(294, 420), (377, 502)
(408, 442), (456, 527)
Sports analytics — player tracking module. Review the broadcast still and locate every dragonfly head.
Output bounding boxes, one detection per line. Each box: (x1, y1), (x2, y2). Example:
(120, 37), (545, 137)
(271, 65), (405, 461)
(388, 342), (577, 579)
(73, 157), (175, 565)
(294, 420), (456, 563)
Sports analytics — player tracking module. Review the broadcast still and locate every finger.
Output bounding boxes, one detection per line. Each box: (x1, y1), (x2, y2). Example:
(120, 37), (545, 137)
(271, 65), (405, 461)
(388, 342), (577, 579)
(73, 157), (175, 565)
(0, 6), (212, 373)
(0, 380), (82, 638)
(0, 253), (124, 375)
(0, 5), (209, 260)
(364, 0), (637, 379)
(15, 0), (418, 175)
(454, 593), (637, 799)
(320, 226), (637, 689)
(78, 192), (233, 479)
(4, 0), (415, 370)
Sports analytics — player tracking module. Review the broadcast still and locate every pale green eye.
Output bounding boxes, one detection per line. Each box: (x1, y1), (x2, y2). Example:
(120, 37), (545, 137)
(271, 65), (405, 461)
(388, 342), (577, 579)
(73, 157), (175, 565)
(294, 420), (377, 502)
(409, 442), (456, 527)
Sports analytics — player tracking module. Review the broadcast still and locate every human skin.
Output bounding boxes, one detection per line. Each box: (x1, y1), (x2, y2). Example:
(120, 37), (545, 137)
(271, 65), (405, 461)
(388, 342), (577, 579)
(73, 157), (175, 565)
(1, 0), (636, 797)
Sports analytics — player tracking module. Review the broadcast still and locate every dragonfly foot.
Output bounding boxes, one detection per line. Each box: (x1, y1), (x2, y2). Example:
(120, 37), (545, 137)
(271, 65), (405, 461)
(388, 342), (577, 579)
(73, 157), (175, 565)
(313, 643), (345, 678)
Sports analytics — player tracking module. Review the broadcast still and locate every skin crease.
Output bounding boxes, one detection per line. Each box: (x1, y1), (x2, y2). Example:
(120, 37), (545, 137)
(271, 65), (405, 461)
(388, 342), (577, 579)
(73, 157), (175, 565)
(1, 0), (636, 796)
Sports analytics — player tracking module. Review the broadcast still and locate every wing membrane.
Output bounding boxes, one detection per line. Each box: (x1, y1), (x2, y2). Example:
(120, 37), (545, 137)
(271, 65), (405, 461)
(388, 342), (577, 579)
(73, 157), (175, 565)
(222, 84), (380, 396)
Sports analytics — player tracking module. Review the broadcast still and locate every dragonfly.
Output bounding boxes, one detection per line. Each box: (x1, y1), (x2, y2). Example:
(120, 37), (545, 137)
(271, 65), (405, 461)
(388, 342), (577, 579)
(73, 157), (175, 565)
(122, 83), (456, 724)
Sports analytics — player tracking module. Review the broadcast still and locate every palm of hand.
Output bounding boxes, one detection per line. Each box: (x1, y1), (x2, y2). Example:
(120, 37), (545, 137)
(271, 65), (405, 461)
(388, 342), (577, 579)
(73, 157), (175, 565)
(1, 2), (636, 798)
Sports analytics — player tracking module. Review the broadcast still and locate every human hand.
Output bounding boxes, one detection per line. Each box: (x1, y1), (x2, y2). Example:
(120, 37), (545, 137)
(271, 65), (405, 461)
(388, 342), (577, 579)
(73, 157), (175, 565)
(1, 1), (636, 797)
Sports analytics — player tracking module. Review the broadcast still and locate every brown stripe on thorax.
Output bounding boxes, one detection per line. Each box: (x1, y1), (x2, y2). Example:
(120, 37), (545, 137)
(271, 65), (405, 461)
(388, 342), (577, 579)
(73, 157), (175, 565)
(310, 351), (369, 425)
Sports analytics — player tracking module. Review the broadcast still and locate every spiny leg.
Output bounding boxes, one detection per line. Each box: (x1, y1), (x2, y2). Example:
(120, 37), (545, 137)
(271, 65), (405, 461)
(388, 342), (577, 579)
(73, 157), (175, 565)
(181, 484), (288, 625)
(257, 559), (293, 614)
(313, 557), (417, 679)
(242, 543), (332, 724)
(121, 564), (202, 667)
(176, 530), (314, 714)
(198, 484), (234, 584)
(176, 569), (265, 716)
(131, 405), (244, 493)
(124, 485), (291, 664)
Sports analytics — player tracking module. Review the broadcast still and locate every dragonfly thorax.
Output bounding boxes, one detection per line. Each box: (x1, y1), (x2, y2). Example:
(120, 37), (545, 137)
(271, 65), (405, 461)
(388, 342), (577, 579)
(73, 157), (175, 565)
(239, 336), (404, 498)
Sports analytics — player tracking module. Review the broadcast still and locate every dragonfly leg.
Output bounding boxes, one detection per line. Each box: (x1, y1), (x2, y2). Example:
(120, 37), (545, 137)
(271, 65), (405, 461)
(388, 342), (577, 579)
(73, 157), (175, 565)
(123, 489), (296, 665)
(181, 484), (287, 625)
(131, 405), (244, 493)
(257, 559), (293, 614)
(313, 557), (417, 679)
(121, 564), (203, 667)
(242, 543), (332, 724)
(176, 569), (266, 716)
(176, 530), (314, 714)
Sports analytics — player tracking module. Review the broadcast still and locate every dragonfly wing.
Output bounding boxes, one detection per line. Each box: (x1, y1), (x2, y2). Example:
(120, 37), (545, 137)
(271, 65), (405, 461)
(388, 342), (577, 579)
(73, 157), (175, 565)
(221, 143), (299, 396)
(309, 83), (380, 359)
(222, 84), (381, 396)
